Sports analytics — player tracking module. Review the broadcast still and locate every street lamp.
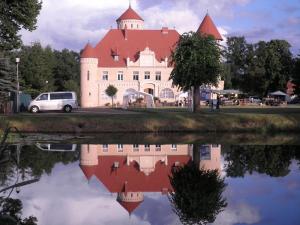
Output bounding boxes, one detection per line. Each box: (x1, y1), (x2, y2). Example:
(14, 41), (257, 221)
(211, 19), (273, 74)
(16, 58), (20, 113)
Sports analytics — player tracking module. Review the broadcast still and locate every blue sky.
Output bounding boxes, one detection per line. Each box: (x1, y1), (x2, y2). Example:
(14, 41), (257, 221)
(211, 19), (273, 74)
(21, 0), (300, 54)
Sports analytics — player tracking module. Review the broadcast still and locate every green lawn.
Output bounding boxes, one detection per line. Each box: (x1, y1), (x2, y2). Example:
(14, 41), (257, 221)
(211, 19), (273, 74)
(1, 106), (300, 134)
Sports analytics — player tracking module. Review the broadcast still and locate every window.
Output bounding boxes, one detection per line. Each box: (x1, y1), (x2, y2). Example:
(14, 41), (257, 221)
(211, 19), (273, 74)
(103, 144), (108, 152)
(102, 71), (108, 80)
(144, 144), (150, 151)
(118, 144), (123, 152)
(114, 55), (119, 61)
(144, 71), (150, 80)
(118, 71), (123, 80)
(131, 24), (133, 29)
(160, 88), (174, 99)
(50, 93), (72, 100)
(155, 72), (161, 81)
(36, 94), (48, 101)
(171, 144), (177, 151)
(133, 71), (139, 80)
(87, 71), (90, 80)
(200, 145), (211, 160)
(133, 144), (139, 152)
(155, 144), (161, 151)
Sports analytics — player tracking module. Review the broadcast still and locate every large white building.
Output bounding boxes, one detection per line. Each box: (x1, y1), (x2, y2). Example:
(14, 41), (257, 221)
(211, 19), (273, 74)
(80, 6), (223, 107)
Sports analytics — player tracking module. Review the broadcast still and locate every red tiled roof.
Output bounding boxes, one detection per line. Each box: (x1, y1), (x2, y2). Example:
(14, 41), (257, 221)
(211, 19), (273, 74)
(80, 155), (191, 213)
(117, 200), (143, 214)
(81, 43), (97, 58)
(116, 6), (144, 22)
(197, 14), (223, 40)
(92, 29), (180, 67)
(80, 165), (96, 180)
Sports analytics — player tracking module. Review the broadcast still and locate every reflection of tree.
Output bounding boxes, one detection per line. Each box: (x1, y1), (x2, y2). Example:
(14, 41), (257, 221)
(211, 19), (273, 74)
(224, 145), (298, 177)
(169, 162), (227, 225)
(0, 197), (37, 225)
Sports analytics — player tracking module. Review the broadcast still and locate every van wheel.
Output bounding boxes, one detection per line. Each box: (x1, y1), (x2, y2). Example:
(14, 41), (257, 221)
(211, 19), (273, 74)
(30, 106), (39, 113)
(63, 105), (72, 113)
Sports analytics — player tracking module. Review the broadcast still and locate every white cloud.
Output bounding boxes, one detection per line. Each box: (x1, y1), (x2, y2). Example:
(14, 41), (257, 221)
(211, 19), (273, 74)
(213, 203), (261, 225)
(13, 163), (151, 225)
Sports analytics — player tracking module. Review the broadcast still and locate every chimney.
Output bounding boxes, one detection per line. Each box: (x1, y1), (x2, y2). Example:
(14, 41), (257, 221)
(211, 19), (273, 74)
(162, 27), (168, 34)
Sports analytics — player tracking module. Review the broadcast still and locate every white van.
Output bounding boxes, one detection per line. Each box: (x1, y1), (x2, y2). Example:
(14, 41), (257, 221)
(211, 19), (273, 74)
(28, 92), (78, 113)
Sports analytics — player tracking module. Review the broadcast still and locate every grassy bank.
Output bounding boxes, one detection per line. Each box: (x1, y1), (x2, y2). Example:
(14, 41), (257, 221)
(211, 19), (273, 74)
(1, 107), (300, 134)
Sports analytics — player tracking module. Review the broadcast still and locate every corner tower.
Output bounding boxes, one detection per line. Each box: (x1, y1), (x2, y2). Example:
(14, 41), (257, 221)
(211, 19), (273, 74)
(116, 5), (144, 30)
(197, 13), (223, 41)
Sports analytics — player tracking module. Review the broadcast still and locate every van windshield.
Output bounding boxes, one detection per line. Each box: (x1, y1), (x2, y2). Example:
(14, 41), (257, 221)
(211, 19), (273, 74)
(36, 94), (48, 101)
(50, 93), (72, 100)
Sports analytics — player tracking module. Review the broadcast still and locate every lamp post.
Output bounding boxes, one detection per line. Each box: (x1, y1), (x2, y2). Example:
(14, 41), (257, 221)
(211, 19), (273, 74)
(16, 58), (20, 113)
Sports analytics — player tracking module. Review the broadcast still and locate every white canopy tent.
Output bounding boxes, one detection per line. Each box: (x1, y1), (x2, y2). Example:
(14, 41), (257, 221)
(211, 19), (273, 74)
(269, 91), (289, 102)
(269, 91), (287, 96)
(122, 90), (155, 109)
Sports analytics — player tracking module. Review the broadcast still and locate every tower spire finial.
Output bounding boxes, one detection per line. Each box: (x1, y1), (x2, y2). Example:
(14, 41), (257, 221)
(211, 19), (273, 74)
(207, 9), (209, 14)
(129, 0), (131, 8)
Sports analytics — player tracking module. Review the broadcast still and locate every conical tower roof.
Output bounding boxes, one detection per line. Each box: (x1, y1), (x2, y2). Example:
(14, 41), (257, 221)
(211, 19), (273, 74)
(116, 6), (144, 22)
(197, 14), (223, 40)
(81, 43), (97, 58)
(117, 201), (143, 214)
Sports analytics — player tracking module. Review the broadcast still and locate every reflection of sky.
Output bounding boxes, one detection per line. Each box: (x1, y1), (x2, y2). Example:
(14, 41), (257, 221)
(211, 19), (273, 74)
(7, 159), (300, 225)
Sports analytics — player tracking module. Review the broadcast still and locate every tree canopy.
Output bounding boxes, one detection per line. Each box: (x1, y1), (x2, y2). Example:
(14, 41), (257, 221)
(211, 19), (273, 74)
(170, 32), (222, 111)
(8, 43), (80, 98)
(225, 37), (293, 97)
(169, 162), (227, 225)
(223, 145), (298, 177)
(292, 56), (300, 95)
(105, 85), (118, 107)
(0, 0), (42, 51)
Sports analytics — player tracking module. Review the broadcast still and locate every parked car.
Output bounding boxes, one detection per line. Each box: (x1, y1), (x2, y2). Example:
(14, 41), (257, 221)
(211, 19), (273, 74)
(28, 91), (78, 113)
(36, 143), (77, 151)
(249, 96), (262, 104)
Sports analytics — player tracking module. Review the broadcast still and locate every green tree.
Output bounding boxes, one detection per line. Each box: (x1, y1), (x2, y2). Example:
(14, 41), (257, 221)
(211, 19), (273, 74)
(224, 145), (295, 177)
(0, 0), (42, 51)
(169, 162), (227, 225)
(53, 49), (80, 95)
(17, 43), (56, 97)
(225, 37), (293, 96)
(0, 53), (15, 102)
(170, 32), (222, 112)
(225, 36), (249, 89)
(0, 197), (38, 225)
(105, 85), (118, 107)
(292, 56), (300, 95)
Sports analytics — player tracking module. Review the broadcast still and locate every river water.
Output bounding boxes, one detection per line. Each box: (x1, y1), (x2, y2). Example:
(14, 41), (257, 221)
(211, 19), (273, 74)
(1, 138), (300, 225)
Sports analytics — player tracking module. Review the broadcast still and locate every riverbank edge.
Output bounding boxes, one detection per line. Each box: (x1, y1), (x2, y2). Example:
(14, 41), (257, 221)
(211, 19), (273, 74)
(1, 111), (300, 134)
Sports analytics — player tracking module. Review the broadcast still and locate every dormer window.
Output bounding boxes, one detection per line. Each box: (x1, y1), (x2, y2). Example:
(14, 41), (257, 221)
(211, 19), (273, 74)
(114, 55), (119, 61)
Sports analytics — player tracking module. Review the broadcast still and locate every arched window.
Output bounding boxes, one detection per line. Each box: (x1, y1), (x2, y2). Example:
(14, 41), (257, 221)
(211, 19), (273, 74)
(160, 88), (174, 99)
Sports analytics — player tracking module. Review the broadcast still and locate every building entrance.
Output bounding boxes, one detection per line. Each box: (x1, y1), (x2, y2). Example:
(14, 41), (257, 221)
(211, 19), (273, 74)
(144, 88), (154, 96)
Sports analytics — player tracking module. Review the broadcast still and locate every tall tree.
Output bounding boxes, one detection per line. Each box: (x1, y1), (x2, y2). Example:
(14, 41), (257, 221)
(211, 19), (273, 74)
(170, 32), (222, 112)
(0, 0), (42, 51)
(292, 56), (300, 95)
(17, 43), (56, 97)
(53, 49), (80, 96)
(105, 85), (118, 107)
(0, 52), (15, 103)
(169, 162), (227, 225)
(226, 37), (293, 96)
(226, 37), (249, 89)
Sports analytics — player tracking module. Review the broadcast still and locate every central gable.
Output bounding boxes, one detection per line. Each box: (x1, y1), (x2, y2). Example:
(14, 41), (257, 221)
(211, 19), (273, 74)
(93, 29), (180, 68)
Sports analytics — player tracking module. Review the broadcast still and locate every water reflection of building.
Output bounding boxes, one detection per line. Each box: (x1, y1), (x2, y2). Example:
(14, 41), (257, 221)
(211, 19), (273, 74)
(79, 144), (221, 214)
(199, 144), (221, 172)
